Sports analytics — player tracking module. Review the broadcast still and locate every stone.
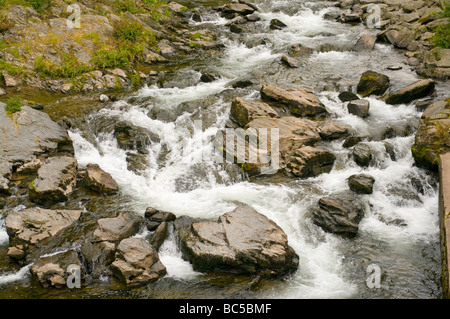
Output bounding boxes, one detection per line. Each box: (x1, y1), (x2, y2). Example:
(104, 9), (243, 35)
(338, 91), (359, 102)
(289, 44), (313, 57)
(83, 163), (119, 195)
(356, 70), (390, 97)
(386, 79), (435, 105)
(385, 29), (416, 49)
(281, 55), (300, 68)
(348, 99), (370, 118)
(0, 176), (11, 195)
(353, 143), (372, 167)
(310, 195), (365, 237)
(353, 34), (376, 51)
(230, 97), (279, 127)
(261, 84), (328, 118)
(80, 241), (116, 278)
(0, 104), (73, 179)
(200, 73), (217, 83)
(348, 174), (375, 194)
(99, 94), (109, 102)
(342, 12), (362, 23)
(29, 156), (78, 205)
(317, 122), (349, 140)
(5, 208), (82, 261)
(30, 250), (82, 288)
(113, 122), (159, 154)
(222, 3), (255, 16)
(150, 222), (168, 250)
(93, 212), (143, 243)
(2, 71), (17, 87)
(343, 136), (364, 148)
(286, 146), (336, 178)
(270, 19), (287, 30)
(145, 207), (176, 231)
(176, 206), (299, 276)
(412, 100), (450, 171)
(60, 83), (72, 94)
(111, 238), (166, 286)
(230, 23), (244, 33)
(0, 88), (5, 96)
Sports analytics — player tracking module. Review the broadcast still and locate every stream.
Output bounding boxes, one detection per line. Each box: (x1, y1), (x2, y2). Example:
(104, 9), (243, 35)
(1, 0), (449, 299)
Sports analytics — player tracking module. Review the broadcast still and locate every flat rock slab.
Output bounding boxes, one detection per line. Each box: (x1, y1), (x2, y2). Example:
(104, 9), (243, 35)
(386, 79), (435, 105)
(176, 206), (299, 276)
(93, 212), (143, 243)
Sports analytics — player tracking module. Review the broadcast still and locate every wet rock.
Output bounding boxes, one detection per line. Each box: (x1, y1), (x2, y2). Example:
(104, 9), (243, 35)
(93, 212), (143, 243)
(80, 241), (116, 278)
(230, 23), (244, 33)
(113, 122), (159, 154)
(386, 79), (436, 105)
(5, 208), (82, 262)
(356, 70), (390, 97)
(317, 122), (349, 140)
(145, 207), (176, 231)
(353, 143), (372, 167)
(384, 142), (397, 161)
(232, 80), (254, 88)
(30, 250), (82, 288)
(200, 73), (217, 83)
(412, 100), (450, 171)
(281, 55), (300, 68)
(83, 164), (119, 195)
(230, 97), (279, 127)
(261, 84), (328, 118)
(288, 44), (314, 57)
(150, 222), (168, 250)
(222, 3), (255, 17)
(111, 238), (166, 286)
(286, 146), (336, 178)
(348, 99), (370, 118)
(342, 12), (362, 23)
(176, 206), (299, 276)
(270, 19), (287, 30)
(353, 34), (376, 51)
(348, 174), (375, 194)
(0, 104), (73, 179)
(29, 156), (78, 205)
(338, 91), (359, 102)
(0, 177), (11, 195)
(310, 195), (365, 237)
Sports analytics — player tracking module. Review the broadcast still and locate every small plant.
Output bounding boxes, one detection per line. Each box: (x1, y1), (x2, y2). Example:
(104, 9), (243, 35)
(91, 47), (131, 69)
(5, 96), (23, 114)
(34, 55), (91, 78)
(432, 24), (450, 49)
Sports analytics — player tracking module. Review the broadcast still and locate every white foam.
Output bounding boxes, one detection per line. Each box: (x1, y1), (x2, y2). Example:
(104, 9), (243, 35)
(0, 218), (8, 246)
(0, 265), (31, 286)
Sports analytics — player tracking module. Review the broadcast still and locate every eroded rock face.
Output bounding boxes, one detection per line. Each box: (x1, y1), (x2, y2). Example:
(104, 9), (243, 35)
(176, 206), (299, 276)
(260, 84), (328, 118)
(111, 238), (166, 286)
(5, 208), (82, 262)
(93, 212), (143, 243)
(310, 195), (365, 237)
(385, 79), (435, 105)
(83, 164), (119, 195)
(356, 71), (390, 97)
(28, 156), (78, 205)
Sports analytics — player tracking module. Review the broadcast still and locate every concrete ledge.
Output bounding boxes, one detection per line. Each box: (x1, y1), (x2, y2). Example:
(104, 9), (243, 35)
(440, 152), (450, 298)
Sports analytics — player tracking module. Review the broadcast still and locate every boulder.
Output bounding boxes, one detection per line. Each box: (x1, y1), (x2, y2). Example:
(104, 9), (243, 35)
(80, 241), (116, 278)
(412, 100), (450, 171)
(343, 136), (364, 148)
(356, 71), (390, 97)
(286, 146), (336, 178)
(348, 99), (370, 118)
(281, 55), (300, 68)
(385, 79), (436, 105)
(288, 44), (314, 57)
(310, 195), (365, 237)
(176, 206), (299, 276)
(83, 164), (119, 195)
(2, 71), (17, 87)
(230, 97), (279, 128)
(30, 250), (82, 288)
(113, 122), (159, 154)
(222, 3), (255, 17)
(338, 91), (359, 102)
(0, 176), (11, 195)
(353, 34), (376, 51)
(5, 208), (82, 262)
(348, 174), (375, 194)
(111, 238), (166, 286)
(0, 104), (73, 179)
(150, 222), (168, 250)
(353, 143), (372, 167)
(145, 207), (176, 231)
(270, 19), (287, 30)
(317, 122), (349, 140)
(28, 156), (78, 205)
(93, 212), (143, 243)
(384, 28), (416, 49)
(261, 84), (328, 118)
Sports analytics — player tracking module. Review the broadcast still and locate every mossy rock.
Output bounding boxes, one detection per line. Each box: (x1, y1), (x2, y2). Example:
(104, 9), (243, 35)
(356, 70), (390, 97)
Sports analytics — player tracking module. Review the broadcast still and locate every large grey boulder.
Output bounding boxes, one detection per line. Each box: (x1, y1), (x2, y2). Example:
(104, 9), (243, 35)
(261, 84), (328, 118)
(111, 238), (166, 286)
(0, 104), (73, 179)
(5, 208), (82, 262)
(93, 212), (143, 243)
(176, 206), (299, 276)
(385, 79), (435, 105)
(310, 195), (365, 237)
(29, 156), (78, 205)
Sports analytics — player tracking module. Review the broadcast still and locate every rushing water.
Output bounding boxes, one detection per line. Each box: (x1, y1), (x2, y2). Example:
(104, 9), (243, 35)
(0, 0), (448, 298)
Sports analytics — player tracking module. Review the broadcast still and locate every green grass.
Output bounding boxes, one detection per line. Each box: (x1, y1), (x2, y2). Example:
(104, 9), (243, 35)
(432, 24), (450, 48)
(5, 96), (23, 114)
(0, 58), (25, 76)
(91, 48), (131, 69)
(34, 55), (92, 78)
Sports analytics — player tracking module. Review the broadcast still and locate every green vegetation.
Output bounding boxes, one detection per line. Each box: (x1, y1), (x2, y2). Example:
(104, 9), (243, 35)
(0, 58), (25, 76)
(432, 1), (450, 48)
(5, 96), (23, 114)
(0, 0), (50, 13)
(34, 55), (91, 78)
(91, 48), (131, 69)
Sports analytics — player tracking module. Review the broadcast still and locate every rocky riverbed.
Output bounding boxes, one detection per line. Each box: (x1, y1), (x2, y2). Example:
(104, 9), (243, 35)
(0, 0), (449, 299)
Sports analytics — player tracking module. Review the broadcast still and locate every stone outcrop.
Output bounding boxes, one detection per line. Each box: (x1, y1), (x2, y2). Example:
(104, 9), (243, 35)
(111, 238), (166, 286)
(83, 163), (119, 195)
(385, 79), (436, 105)
(176, 206), (299, 276)
(412, 100), (450, 171)
(310, 195), (365, 237)
(145, 207), (176, 231)
(5, 208), (82, 262)
(260, 84), (328, 118)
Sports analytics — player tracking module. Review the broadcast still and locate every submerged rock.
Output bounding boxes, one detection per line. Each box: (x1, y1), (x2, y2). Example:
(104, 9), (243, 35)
(261, 84), (328, 118)
(310, 195), (365, 237)
(176, 206), (299, 276)
(385, 79), (435, 105)
(270, 19), (287, 30)
(348, 174), (375, 194)
(356, 71), (390, 97)
(83, 164), (119, 195)
(111, 238), (166, 286)
(338, 91), (359, 102)
(286, 146), (336, 178)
